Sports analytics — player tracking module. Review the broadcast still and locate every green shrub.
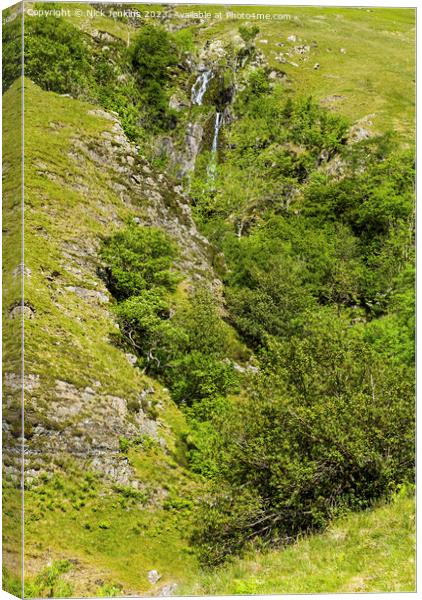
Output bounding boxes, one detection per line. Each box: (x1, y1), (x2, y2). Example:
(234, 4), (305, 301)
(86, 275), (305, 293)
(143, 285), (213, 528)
(25, 560), (73, 598)
(118, 437), (130, 454)
(194, 309), (414, 565)
(101, 224), (178, 300)
(113, 485), (148, 503)
(2, 10), (22, 91)
(169, 352), (238, 406)
(247, 69), (271, 97)
(24, 14), (93, 97)
(130, 24), (179, 129)
(238, 24), (260, 44)
(97, 583), (123, 597)
(114, 291), (187, 373)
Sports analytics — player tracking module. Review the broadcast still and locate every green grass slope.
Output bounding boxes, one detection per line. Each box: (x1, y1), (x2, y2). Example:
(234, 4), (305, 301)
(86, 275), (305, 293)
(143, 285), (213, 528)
(3, 78), (204, 597)
(196, 5), (415, 138)
(2, 6), (415, 597)
(183, 495), (415, 595)
(78, 4), (414, 139)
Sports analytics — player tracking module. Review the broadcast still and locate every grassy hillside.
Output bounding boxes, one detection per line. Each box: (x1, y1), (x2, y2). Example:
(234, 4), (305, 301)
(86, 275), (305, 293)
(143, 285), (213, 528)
(184, 494), (416, 595)
(2, 78), (203, 597)
(2, 4), (415, 597)
(4, 494), (415, 596)
(193, 5), (415, 138)
(65, 4), (415, 139)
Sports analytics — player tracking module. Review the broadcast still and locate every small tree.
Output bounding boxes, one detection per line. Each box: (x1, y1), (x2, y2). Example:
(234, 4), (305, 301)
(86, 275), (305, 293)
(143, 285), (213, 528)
(238, 25), (260, 45)
(100, 224), (178, 300)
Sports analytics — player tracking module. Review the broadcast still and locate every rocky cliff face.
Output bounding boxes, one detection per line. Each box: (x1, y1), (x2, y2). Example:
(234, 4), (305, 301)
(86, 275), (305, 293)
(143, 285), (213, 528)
(4, 78), (216, 492)
(3, 78), (217, 595)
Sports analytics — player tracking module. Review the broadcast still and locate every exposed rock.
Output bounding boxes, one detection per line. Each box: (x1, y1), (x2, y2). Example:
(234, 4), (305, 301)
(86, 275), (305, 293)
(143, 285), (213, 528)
(178, 121), (204, 176)
(91, 454), (134, 487)
(9, 303), (35, 319)
(169, 93), (189, 111)
(136, 413), (162, 442)
(250, 50), (267, 67)
(147, 570), (162, 584)
(269, 69), (287, 81)
(323, 155), (348, 180)
(12, 263), (31, 278)
(160, 583), (178, 596)
(314, 63), (321, 70)
(348, 125), (371, 143)
(293, 44), (310, 54)
(64, 286), (109, 303)
(125, 353), (138, 366)
(90, 30), (116, 43)
(199, 39), (227, 64)
(87, 108), (119, 123)
(319, 148), (330, 163)
(109, 396), (127, 420)
(4, 372), (40, 391)
(287, 34), (297, 42)
(348, 115), (375, 144)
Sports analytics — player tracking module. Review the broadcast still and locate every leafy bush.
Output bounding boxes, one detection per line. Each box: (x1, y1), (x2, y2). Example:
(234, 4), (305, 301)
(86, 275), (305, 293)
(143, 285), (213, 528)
(130, 25), (179, 128)
(101, 224), (178, 300)
(115, 291), (187, 372)
(247, 69), (271, 96)
(24, 14), (93, 97)
(2, 10), (22, 91)
(3, 13), (186, 140)
(169, 351), (238, 406)
(118, 437), (130, 454)
(97, 583), (123, 597)
(238, 25), (260, 44)
(194, 310), (414, 565)
(24, 560), (73, 598)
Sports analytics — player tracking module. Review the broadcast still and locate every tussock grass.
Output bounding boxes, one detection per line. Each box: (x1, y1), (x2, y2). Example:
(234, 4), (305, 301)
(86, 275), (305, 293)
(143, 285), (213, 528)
(183, 495), (415, 595)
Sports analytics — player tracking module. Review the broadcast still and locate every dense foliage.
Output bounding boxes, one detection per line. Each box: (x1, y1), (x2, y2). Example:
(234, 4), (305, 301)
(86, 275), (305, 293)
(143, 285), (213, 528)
(96, 35), (415, 566)
(8, 10), (414, 573)
(188, 67), (415, 563)
(2, 10), (22, 91)
(129, 24), (179, 129)
(193, 312), (414, 564)
(24, 14), (92, 96)
(101, 224), (178, 300)
(101, 225), (239, 407)
(4, 8), (183, 139)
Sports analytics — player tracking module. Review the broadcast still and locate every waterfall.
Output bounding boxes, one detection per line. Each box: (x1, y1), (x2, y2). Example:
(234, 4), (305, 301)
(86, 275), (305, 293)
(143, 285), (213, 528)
(211, 112), (223, 153)
(207, 112), (223, 180)
(190, 68), (224, 180)
(191, 70), (213, 105)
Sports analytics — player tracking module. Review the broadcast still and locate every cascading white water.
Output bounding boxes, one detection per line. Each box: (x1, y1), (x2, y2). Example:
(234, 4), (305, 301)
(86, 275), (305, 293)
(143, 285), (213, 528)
(207, 112), (223, 179)
(211, 112), (223, 153)
(191, 70), (213, 105)
(190, 69), (224, 180)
